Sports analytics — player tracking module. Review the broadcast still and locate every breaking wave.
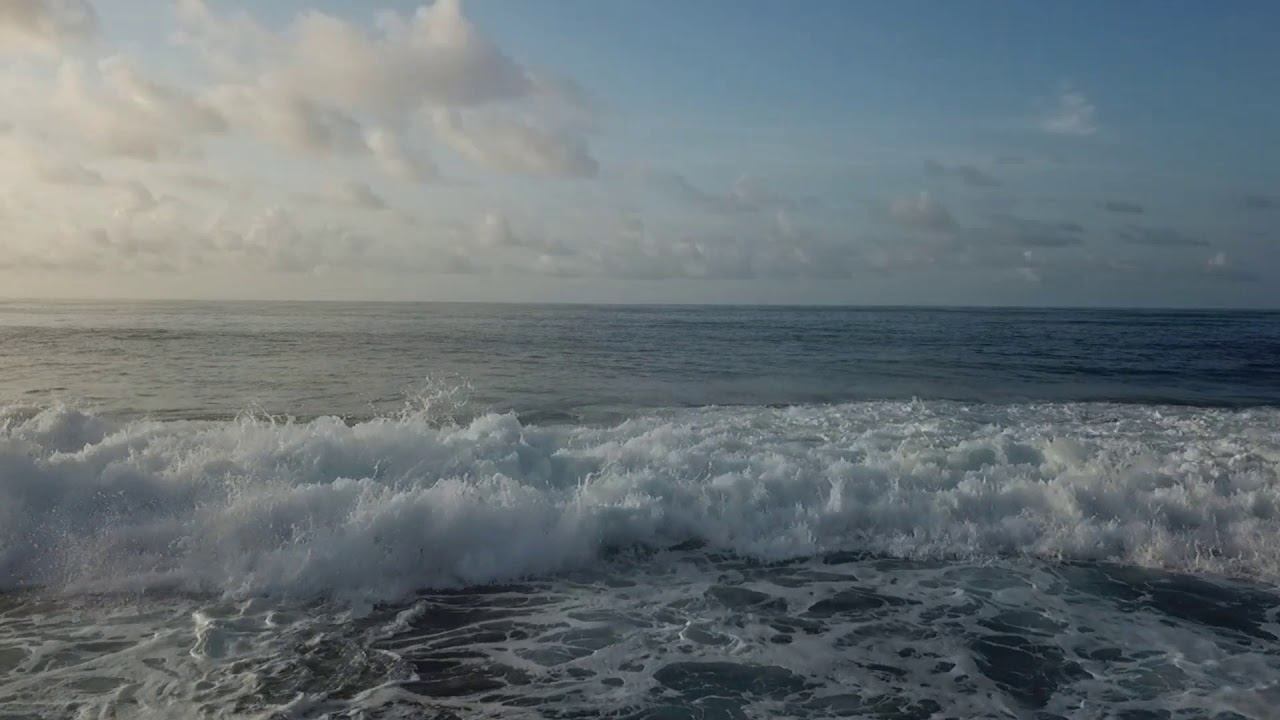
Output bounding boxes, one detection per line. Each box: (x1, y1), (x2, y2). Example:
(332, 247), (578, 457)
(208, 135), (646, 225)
(2, 399), (1278, 603)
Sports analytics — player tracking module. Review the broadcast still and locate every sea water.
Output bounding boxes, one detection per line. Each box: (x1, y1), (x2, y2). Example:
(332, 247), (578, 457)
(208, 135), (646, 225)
(1, 302), (1278, 718)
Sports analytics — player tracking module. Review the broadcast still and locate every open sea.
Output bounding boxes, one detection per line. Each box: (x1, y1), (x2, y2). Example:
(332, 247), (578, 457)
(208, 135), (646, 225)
(1, 300), (1279, 719)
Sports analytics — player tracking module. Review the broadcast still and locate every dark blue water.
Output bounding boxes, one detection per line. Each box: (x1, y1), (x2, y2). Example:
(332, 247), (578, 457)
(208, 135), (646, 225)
(1, 301), (1276, 421)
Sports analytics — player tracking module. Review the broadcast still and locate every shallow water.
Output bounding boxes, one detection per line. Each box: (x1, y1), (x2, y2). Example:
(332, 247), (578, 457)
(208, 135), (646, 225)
(2, 555), (1278, 718)
(1, 302), (1279, 717)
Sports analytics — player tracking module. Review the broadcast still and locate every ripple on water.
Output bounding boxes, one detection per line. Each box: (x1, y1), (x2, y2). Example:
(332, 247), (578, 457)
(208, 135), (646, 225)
(1, 556), (1279, 718)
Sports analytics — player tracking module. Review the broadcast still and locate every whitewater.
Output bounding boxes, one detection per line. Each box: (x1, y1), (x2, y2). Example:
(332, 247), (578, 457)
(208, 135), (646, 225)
(4, 400), (1279, 602)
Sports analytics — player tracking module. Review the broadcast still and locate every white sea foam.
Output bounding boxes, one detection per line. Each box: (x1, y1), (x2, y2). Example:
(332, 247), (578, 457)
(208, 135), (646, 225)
(1, 400), (1278, 602)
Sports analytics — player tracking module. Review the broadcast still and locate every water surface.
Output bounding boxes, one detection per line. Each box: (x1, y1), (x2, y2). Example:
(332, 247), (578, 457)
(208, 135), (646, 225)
(1, 302), (1278, 718)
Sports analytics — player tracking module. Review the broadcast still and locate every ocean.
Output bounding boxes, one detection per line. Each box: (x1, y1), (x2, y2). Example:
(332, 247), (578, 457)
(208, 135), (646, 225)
(1, 301), (1278, 719)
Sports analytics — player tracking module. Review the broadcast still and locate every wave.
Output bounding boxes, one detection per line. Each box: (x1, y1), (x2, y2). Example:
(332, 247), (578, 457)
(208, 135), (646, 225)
(2, 399), (1278, 603)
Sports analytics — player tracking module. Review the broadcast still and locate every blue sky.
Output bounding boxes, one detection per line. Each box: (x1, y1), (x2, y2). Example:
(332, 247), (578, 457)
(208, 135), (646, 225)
(1, 0), (1277, 305)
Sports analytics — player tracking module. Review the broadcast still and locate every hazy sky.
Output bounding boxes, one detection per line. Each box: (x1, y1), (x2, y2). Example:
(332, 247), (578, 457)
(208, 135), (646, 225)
(1, 0), (1277, 306)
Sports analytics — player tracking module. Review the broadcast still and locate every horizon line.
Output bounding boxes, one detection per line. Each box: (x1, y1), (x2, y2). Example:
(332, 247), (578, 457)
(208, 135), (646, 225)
(1, 296), (1276, 312)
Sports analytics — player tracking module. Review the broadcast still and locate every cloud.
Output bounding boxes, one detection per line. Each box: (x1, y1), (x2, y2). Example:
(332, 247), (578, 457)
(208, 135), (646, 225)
(475, 211), (577, 257)
(176, 0), (543, 112)
(0, 0), (97, 55)
(924, 159), (1000, 187)
(99, 57), (226, 132)
(1042, 87), (1098, 136)
(206, 85), (365, 156)
(484, 208), (870, 282)
(290, 1), (532, 112)
(173, 173), (228, 192)
(1117, 225), (1208, 248)
(297, 180), (390, 211)
(209, 92), (437, 186)
(3, 135), (106, 185)
(4, 1), (591, 186)
(195, 206), (479, 276)
(178, 0), (534, 113)
(1205, 252), (1260, 282)
(179, 2), (592, 179)
(0, 1), (613, 287)
(888, 192), (956, 233)
(1003, 249), (1150, 287)
(986, 214), (1086, 248)
(365, 127), (437, 183)
(1102, 200), (1144, 215)
(476, 211), (518, 247)
(38, 159), (104, 186)
(336, 181), (387, 211)
(648, 172), (782, 214)
(1244, 194), (1278, 211)
(588, 232), (761, 281)
(115, 180), (159, 218)
(431, 109), (597, 178)
(55, 57), (228, 160)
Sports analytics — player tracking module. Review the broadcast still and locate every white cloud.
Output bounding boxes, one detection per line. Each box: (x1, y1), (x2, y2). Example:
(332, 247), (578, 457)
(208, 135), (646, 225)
(431, 109), (597, 178)
(365, 127), (437, 183)
(206, 85), (364, 156)
(39, 159), (103, 186)
(1042, 87), (1098, 136)
(295, 180), (392, 212)
(178, 1), (590, 180)
(282, 1), (531, 113)
(53, 57), (228, 160)
(178, 0), (533, 113)
(0, 0), (97, 55)
(1, 133), (105, 185)
(205, 86), (438, 184)
(475, 211), (577, 257)
(0, 2), (603, 286)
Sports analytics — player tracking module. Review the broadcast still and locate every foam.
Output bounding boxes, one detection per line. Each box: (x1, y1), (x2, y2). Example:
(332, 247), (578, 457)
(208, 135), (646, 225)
(2, 400), (1278, 602)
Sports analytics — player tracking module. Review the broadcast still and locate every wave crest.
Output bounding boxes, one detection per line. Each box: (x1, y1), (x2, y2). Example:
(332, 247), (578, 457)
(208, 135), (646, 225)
(2, 401), (1278, 602)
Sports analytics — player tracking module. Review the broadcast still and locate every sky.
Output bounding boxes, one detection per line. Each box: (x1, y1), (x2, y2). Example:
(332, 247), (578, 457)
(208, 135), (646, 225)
(0, 0), (1277, 306)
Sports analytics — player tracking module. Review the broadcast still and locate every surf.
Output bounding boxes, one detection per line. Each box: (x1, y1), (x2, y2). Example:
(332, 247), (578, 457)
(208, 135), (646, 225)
(3, 399), (1277, 604)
